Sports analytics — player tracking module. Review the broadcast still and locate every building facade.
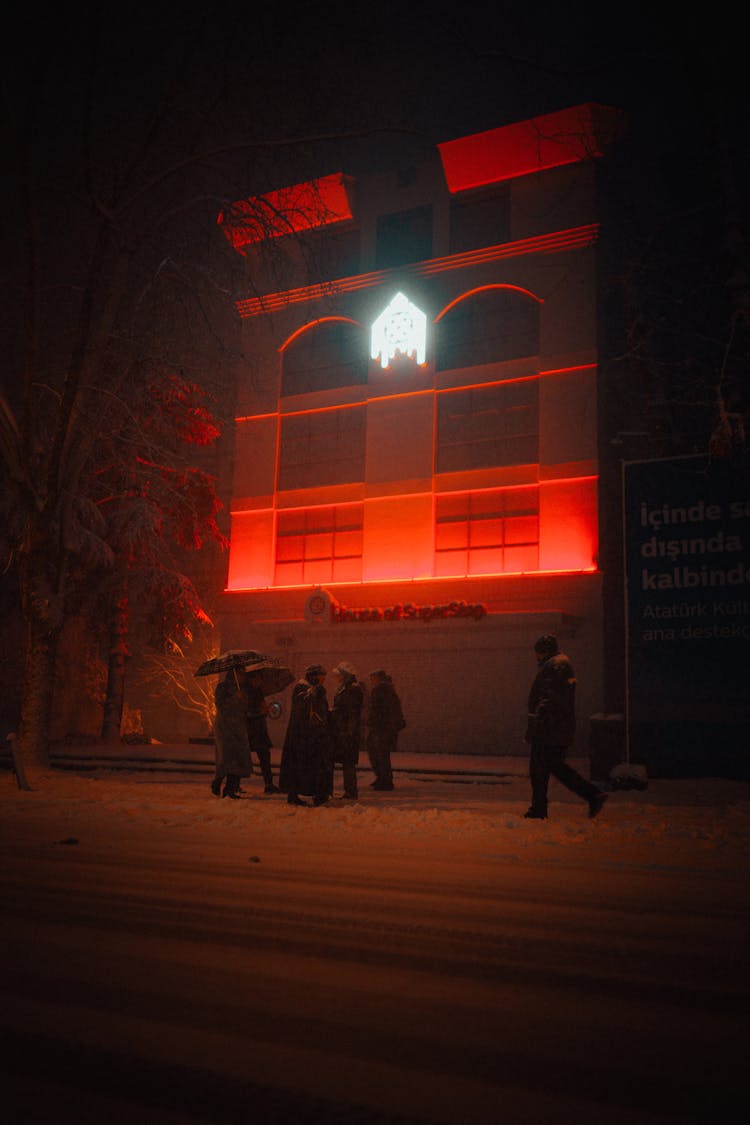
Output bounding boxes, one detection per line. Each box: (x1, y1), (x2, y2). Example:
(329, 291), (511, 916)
(217, 103), (624, 756)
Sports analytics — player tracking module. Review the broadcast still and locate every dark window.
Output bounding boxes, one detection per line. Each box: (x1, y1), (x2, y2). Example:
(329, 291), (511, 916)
(436, 381), (538, 474)
(449, 187), (511, 254)
(275, 504), (363, 585)
(436, 287), (540, 371)
(375, 205), (433, 269)
(282, 320), (367, 396)
(278, 406), (365, 491)
(435, 488), (539, 576)
(299, 225), (361, 281)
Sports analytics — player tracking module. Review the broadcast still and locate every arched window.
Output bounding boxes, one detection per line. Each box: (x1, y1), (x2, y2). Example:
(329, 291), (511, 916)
(281, 319), (367, 396)
(436, 287), (540, 372)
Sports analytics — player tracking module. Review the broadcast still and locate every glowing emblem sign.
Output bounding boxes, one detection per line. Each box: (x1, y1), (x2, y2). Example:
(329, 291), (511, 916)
(371, 292), (427, 369)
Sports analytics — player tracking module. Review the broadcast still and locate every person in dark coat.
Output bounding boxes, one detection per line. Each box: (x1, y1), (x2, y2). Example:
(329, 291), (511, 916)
(366, 669), (405, 791)
(330, 661), (364, 800)
(279, 664), (333, 807)
(211, 669), (253, 799)
(241, 668), (280, 794)
(524, 634), (607, 820)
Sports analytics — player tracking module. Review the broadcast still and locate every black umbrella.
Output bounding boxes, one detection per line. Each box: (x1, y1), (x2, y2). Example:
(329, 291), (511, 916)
(194, 650), (266, 677)
(243, 661), (295, 696)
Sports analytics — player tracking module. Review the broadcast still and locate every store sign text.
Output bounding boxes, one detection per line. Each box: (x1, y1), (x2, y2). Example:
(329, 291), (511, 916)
(331, 599), (487, 623)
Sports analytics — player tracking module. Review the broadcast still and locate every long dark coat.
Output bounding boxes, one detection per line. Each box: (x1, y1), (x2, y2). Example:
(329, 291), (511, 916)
(367, 679), (404, 736)
(280, 680), (332, 797)
(331, 678), (364, 763)
(214, 673), (253, 777)
(244, 681), (273, 754)
(526, 652), (577, 748)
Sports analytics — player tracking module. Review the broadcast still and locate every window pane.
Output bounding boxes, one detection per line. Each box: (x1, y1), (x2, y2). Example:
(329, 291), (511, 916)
(303, 558), (333, 584)
(275, 561), (304, 585)
(503, 545), (539, 573)
(304, 532), (334, 559)
(436, 494), (469, 520)
(468, 547), (504, 574)
(434, 549), (467, 576)
(282, 320), (367, 396)
(375, 205), (433, 269)
(278, 408), (365, 490)
(504, 516), (538, 545)
(334, 529), (363, 557)
(436, 521), (468, 550)
(436, 287), (540, 371)
(276, 534), (304, 562)
(469, 518), (503, 548)
(332, 557), (362, 583)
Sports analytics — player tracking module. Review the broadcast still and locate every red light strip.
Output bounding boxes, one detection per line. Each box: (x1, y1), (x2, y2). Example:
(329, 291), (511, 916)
(235, 225), (599, 318)
(435, 284), (542, 323)
(225, 565), (598, 594)
(234, 369), (596, 424)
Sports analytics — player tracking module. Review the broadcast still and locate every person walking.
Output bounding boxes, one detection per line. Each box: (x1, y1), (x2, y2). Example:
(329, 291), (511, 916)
(366, 669), (405, 791)
(242, 668), (280, 794)
(330, 661), (364, 800)
(524, 634), (607, 820)
(280, 664), (332, 807)
(211, 668), (253, 799)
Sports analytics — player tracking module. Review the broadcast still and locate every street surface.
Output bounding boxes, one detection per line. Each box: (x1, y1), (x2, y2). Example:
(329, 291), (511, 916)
(1, 769), (749, 1124)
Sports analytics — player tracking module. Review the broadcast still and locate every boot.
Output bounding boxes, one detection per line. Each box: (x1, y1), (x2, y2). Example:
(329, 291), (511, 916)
(223, 774), (241, 799)
(210, 776), (222, 797)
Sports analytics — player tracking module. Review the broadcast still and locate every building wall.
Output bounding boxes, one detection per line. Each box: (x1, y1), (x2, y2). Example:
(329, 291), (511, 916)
(217, 106), (617, 756)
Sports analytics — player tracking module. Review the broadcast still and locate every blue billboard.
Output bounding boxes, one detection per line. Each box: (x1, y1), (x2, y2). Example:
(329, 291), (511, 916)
(623, 453), (750, 777)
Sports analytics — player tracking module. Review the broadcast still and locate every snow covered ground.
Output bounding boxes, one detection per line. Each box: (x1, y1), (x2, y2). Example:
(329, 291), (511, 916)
(3, 754), (749, 867)
(2, 758), (749, 1124)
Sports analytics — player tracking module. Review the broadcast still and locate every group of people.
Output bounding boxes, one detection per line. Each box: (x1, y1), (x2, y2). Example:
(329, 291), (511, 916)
(212, 661), (405, 807)
(212, 634), (608, 821)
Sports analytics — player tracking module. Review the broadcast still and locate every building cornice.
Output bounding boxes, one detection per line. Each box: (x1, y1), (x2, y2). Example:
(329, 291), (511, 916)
(235, 223), (599, 319)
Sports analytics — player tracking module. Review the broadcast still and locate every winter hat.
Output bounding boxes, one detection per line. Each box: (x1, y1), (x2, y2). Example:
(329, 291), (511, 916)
(333, 661), (357, 679)
(534, 634), (559, 656)
(305, 663), (327, 681)
(369, 669), (389, 681)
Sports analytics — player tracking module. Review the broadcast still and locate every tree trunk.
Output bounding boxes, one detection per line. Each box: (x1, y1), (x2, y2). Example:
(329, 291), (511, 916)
(17, 616), (60, 780)
(101, 581), (129, 744)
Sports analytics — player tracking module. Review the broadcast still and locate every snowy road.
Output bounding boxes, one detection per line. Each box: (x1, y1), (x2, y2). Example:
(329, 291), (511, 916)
(1, 770), (749, 1124)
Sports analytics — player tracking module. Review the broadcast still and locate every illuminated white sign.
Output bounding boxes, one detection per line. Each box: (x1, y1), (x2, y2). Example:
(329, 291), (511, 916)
(370, 292), (427, 369)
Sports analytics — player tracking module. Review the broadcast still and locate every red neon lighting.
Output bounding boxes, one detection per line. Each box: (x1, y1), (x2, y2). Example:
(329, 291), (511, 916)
(435, 284), (542, 323)
(280, 316), (363, 353)
(540, 363), (597, 377)
(226, 474), (599, 591)
(234, 225), (599, 318)
(225, 566), (598, 593)
(438, 104), (624, 193)
(219, 172), (354, 252)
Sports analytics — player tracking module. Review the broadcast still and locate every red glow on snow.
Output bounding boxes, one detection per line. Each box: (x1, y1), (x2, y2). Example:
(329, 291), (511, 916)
(438, 104), (623, 193)
(219, 173), (353, 252)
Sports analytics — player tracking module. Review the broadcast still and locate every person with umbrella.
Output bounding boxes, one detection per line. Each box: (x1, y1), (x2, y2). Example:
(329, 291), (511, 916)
(238, 662), (293, 795)
(211, 666), (253, 799)
(196, 650), (265, 799)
